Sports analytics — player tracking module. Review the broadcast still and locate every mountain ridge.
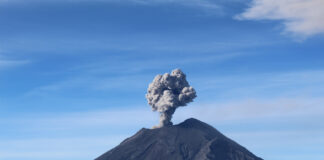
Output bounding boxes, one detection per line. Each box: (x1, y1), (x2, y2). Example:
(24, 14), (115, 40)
(95, 118), (263, 160)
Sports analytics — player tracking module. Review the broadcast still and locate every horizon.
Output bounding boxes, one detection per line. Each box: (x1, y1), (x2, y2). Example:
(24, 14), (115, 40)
(1, 0), (324, 160)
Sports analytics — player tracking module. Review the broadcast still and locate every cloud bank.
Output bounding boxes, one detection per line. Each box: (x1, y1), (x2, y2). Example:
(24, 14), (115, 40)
(237, 0), (324, 38)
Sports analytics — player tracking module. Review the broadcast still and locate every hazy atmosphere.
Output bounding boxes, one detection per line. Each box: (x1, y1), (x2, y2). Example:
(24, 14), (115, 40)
(0, 0), (324, 160)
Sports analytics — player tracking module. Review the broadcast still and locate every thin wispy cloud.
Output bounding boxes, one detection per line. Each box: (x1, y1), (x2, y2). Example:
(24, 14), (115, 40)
(0, 53), (29, 68)
(24, 52), (244, 96)
(25, 66), (324, 102)
(228, 129), (324, 160)
(192, 69), (324, 100)
(4, 97), (323, 130)
(129, 0), (221, 9)
(1, 96), (323, 160)
(0, 136), (128, 160)
(0, 59), (29, 70)
(236, 0), (324, 39)
(75, 52), (245, 74)
(0, 0), (221, 10)
(1, 36), (263, 55)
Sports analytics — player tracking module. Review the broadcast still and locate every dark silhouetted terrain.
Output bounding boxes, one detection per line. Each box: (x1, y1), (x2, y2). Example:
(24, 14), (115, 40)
(96, 118), (263, 160)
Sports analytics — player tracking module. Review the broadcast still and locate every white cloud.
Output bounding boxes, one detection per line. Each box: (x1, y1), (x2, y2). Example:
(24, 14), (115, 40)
(236, 0), (324, 38)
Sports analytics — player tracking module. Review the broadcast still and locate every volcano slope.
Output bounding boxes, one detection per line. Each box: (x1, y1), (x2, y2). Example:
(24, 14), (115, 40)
(96, 118), (263, 160)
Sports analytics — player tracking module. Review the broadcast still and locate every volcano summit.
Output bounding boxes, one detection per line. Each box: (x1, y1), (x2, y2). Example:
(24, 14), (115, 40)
(95, 118), (263, 160)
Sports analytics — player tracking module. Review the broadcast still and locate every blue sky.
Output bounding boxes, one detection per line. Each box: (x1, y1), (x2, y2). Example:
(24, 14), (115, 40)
(0, 0), (324, 160)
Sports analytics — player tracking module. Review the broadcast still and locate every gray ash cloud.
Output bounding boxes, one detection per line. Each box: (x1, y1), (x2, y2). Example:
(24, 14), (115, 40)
(146, 69), (196, 128)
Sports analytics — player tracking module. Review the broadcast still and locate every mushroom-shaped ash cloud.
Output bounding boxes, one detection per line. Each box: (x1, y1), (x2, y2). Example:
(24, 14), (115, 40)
(146, 69), (196, 128)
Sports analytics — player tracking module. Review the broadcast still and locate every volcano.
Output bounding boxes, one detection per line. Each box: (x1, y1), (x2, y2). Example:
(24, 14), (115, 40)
(95, 118), (263, 160)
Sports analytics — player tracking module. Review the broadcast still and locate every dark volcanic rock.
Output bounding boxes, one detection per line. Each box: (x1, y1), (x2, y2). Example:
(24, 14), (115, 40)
(95, 118), (263, 160)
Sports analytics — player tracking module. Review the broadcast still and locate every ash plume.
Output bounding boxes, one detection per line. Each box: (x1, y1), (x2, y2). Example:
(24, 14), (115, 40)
(146, 69), (196, 128)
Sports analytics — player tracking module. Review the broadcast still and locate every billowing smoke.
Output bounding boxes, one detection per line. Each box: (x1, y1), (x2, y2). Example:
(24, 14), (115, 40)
(146, 69), (197, 128)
